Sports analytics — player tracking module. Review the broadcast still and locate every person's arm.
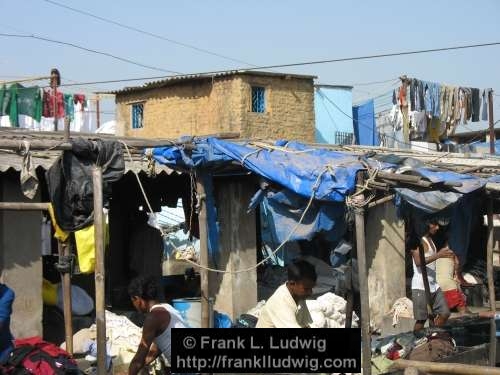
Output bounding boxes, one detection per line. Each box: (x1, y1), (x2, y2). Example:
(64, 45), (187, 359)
(411, 243), (453, 267)
(128, 314), (159, 375)
(145, 342), (160, 365)
(0, 286), (14, 331)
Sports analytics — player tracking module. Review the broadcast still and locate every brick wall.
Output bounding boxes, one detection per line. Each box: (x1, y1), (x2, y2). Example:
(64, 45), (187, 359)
(116, 74), (315, 142)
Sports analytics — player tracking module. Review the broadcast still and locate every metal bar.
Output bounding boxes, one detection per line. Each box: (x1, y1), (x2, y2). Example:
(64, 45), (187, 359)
(487, 196), (497, 366)
(0, 202), (49, 210)
(92, 167), (106, 375)
(354, 171), (371, 375)
(58, 241), (73, 355)
(195, 171), (210, 328)
(489, 89), (495, 155)
(64, 114), (70, 142)
(96, 95), (101, 130)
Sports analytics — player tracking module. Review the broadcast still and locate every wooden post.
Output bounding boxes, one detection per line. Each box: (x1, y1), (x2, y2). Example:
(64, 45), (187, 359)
(488, 89), (495, 155)
(0, 202), (49, 210)
(354, 171), (371, 375)
(487, 195), (497, 366)
(417, 242), (435, 327)
(58, 240), (73, 355)
(92, 167), (107, 374)
(195, 171), (210, 328)
(393, 359), (500, 375)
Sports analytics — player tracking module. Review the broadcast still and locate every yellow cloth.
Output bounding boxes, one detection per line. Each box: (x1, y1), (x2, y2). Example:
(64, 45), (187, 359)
(47, 203), (69, 242)
(42, 279), (58, 306)
(256, 284), (313, 328)
(74, 220), (109, 274)
(74, 225), (96, 273)
(436, 257), (458, 291)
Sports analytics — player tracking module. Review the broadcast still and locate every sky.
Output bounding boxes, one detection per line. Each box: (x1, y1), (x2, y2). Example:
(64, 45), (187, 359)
(1, 0), (499, 127)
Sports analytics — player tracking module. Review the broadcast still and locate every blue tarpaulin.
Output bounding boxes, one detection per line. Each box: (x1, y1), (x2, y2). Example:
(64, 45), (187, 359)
(353, 100), (377, 146)
(152, 138), (487, 202)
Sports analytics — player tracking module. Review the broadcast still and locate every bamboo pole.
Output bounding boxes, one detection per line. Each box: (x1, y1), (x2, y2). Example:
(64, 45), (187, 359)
(354, 171), (371, 375)
(487, 196), (497, 366)
(58, 240), (73, 355)
(92, 167), (107, 375)
(393, 359), (500, 375)
(0, 202), (49, 210)
(195, 171), (210, 328)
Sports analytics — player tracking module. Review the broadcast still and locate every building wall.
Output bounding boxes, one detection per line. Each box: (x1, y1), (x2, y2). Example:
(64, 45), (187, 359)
(116, 74), (315, 142)
(116, 77), (244, 139)
(314, 86), (353, 144)
(240, 76), (315, 142)
(365, 201), (405, 332)
(0, 171), (43, 338)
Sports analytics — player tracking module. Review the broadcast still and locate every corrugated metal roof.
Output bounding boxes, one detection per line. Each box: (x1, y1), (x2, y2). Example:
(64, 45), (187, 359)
(106, 70), (317, 95)
(0, 149), (174, 175)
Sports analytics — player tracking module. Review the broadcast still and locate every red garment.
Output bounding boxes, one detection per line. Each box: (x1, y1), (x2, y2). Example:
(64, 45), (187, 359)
(444, 289), (466, 309)
(42, 90), (65, 118)
(73, 94), (86, 105)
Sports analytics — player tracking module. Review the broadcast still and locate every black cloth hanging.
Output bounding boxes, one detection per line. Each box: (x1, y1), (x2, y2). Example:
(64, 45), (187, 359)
(46, 137), (125, 232)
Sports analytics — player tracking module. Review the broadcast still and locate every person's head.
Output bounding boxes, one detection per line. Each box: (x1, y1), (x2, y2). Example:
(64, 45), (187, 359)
(426, 219), (440, 235)
(128, 275), (161, 313)
(286, 260), (317, 301)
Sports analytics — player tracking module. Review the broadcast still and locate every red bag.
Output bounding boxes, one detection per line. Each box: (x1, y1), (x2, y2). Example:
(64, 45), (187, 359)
(4, 336), (79, 375)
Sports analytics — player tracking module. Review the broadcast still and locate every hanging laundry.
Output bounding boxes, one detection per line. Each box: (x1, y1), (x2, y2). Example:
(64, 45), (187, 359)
(471, 88), (480, 122)
(392, 89), (397, 105)
(427, 117), (442, 143)
(42, 89), (65, 119)
(8, 84), (18, 127)
(481, 89), (489, 121)
(15, 84), (42, 122)
(73, 94), (86, 107)
(64, 94), (74, 121)
(424, 81), (441, 118)
(464, 88), (472, 122)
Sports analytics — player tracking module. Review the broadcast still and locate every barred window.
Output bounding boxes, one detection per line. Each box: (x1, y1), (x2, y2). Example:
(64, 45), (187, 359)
(335, 131), (354, 145)
(251, 86), (266, 113)
(131, 103), (144, 129)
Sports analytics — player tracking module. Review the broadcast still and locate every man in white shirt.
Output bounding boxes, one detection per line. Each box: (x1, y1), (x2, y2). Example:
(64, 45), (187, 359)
(256, 260), (316, 328)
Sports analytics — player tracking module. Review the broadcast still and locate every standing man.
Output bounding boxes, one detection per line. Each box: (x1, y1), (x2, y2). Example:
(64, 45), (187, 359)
(0, 282), (14, 364)
(256, 260), (316, 328)
(409, 220), (454, 332)
(128, 276), (187, 375)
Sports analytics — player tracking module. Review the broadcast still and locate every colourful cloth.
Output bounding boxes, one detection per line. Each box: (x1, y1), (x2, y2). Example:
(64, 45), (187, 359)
(0, 284), (14, 364)
(64, 94), (74, 120)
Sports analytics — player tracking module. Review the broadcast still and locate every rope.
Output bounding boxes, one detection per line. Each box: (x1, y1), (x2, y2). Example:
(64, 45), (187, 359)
(121, 135), (329, 275)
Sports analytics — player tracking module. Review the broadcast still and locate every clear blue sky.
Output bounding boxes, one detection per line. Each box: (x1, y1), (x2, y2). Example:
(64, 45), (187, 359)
(1, 0), (499, 125)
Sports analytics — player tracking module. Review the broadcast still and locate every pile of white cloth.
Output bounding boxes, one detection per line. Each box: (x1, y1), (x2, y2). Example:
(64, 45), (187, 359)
(306, 292), (359, 328)
(389, 297), (414, 327)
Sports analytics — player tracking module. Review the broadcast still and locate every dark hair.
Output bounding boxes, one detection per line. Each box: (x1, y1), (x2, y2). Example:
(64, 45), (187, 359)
(288, 260), (317, 283)
(406, 233), (421, 251)
(128, 275), (161, 300)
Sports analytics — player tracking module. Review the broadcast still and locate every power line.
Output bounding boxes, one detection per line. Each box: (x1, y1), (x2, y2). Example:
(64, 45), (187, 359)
(48, 40), (500, 89)
(41, 0), (257, 68)
(0, 32), (182, 74)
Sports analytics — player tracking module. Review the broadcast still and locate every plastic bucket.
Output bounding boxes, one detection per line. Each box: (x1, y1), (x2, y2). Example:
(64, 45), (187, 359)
(172, 298), (201, 328)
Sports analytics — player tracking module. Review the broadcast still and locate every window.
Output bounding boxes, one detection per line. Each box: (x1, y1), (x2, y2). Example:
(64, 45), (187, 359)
(131, 103), (144, 129)
(251, 86), (266, 113)
(335, 131), (354, 145)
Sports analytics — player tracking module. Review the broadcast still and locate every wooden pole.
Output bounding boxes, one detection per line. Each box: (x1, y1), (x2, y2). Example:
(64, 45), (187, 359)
(393, 359), (500, 375)
(195, 171), (210, 328)
(0, 202), (49, 210)
(417, 241), (435, 327)
(403, 368), (430, 375)
(92, 167), (107, 375)
(354, 171), (371, 375)
(488, 89), (495, 155)
(96, 95), (101, 130)
(58, 240), (73, 355)
(487, 195), (497, 366)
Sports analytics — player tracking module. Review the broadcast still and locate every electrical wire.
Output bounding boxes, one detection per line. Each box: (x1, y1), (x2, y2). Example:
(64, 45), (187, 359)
(40, 0), (258, 68)
(0, 32), (182, 74)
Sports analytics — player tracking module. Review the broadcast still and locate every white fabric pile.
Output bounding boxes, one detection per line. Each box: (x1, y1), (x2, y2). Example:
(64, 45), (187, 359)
(389, 297), (413, 327)
(306, 292), (359, 328)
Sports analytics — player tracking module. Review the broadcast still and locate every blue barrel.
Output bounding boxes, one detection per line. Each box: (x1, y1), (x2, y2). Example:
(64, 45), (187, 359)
(172, 298), (201, 328)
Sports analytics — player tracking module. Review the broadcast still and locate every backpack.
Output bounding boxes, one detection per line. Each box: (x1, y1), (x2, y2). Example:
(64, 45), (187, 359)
(2, 337), (80, 375)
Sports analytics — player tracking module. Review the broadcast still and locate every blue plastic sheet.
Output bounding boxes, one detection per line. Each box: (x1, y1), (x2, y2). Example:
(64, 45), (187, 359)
(353, 100), (377, 146)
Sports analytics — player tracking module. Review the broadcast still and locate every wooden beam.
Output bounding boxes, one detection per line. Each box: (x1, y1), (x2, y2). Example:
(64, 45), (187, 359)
(392, 359), (500, 374)
(487, 196), (497, 366)
(92, 167), (107, 375)
(0, 202), (49, 210)
(58, 241), (73, 355)
(195, 171), (210, 328)
(367, 194), (395, 208)
(486, 183), (500, 192)
(354, 171), (371, 375)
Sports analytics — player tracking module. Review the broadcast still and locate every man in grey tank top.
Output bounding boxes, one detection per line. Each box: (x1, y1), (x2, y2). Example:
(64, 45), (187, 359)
(127, 276), (187, 375)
